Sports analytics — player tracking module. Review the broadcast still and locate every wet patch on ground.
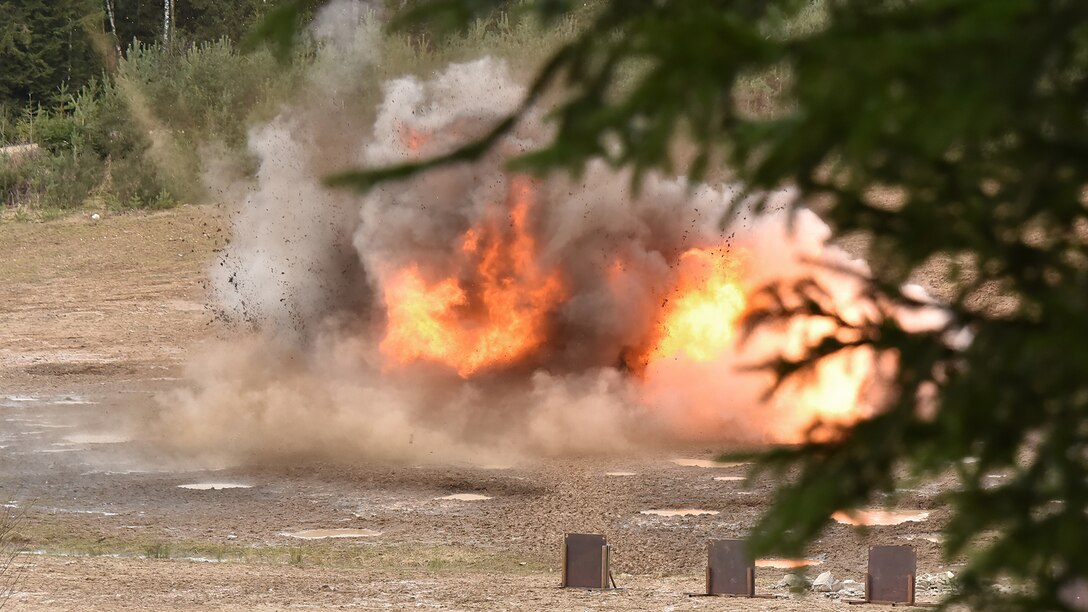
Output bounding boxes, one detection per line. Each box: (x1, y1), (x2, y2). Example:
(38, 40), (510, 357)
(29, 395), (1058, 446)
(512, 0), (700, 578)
(287, 528), (382, 539)
(435, 493), (492, 501)
(832, 509), (930, 526)
(639, 509), (720, 517)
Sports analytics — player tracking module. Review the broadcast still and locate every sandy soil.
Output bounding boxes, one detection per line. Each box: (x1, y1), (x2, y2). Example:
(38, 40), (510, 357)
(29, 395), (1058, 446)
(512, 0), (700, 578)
(0, 206), (962, 610)
(0, 206), (223, 385)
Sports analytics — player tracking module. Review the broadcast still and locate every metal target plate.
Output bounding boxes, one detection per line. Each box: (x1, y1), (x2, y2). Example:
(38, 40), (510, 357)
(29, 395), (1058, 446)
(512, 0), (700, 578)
(707, 539), (754, 596)
(563, 533), (609, 589)
(868, 545), (916, 604)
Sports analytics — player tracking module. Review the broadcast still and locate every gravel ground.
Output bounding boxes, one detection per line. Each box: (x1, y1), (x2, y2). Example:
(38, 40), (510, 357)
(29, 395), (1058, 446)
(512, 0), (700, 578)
(0, 207), (963, 610)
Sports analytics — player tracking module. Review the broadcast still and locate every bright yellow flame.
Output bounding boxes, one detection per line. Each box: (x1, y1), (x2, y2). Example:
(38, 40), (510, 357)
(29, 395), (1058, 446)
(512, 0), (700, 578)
(644, 248), (747, 363)
(635, 245), (876, 444)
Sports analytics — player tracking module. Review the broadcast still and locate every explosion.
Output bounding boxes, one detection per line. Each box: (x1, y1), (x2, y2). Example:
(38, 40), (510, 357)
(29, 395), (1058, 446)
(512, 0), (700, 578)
(380, 177), (564, 377)
(369, 162), (873, 441)
(181, 47), (903, 463)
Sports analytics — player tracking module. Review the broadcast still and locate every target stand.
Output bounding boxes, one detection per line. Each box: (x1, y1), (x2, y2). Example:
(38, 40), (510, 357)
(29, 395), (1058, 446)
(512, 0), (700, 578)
(845, 545), (932, 607)
(561, 533), (616, 590)
(690, 539), (778, 598)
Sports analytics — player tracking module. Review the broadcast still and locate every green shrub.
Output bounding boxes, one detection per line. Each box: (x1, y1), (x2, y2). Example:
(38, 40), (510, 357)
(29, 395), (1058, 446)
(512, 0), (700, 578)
(2, 76), (176, 213)
(0, 150), (101, 211)
(120, 40), (297, 148)
(107, 155), (171, 209)
(0, 156), (33, 207)
(144, 542), (170, 560)
(21, 106), (84, 153)
(0, 102), (17, 144)
(26, 152), (102, 209)
(82, 84), (149, 160)
(14, 82), (110, 155)
(0, 8), (588, 216)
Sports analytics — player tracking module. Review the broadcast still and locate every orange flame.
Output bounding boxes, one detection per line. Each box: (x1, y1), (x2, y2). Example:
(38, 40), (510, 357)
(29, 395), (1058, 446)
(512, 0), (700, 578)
(775, 343), (877, 442)
(634, 245), (873, 442)
(397, 122), (430, 153)
(380, 177), (564, 377)
(639, 248), (748, 366)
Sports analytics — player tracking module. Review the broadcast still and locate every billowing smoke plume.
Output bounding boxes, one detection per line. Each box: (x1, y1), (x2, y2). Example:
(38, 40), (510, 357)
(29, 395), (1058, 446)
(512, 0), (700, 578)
(157, 5), (893, 465)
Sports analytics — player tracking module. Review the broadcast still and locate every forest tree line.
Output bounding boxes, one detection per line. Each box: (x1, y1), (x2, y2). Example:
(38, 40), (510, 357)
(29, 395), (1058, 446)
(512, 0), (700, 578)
(0, 0), (569, 217)
(0, 0), (272, 110)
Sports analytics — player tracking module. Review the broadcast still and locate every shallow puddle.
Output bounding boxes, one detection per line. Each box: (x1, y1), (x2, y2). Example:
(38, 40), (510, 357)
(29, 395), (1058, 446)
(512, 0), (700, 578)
(179, 556), (227, 563)
(755, 558), (823, 569)
(899, 534), (942, 543)
(178, 483), (253, 490)
(53, 397), (96, 405)
(436, 493), (492, 501)
(43, 508), (119, 517)
(671, 458), (748, 469)
(96, 469), (172, 475)
(713, 476), (745, 482)
(832, 509), (930, 526)
(606, 471), (636, 477)
(640, 509), (719, 517)
(287, 528), (381, 539)
(65, 433), (133, 444)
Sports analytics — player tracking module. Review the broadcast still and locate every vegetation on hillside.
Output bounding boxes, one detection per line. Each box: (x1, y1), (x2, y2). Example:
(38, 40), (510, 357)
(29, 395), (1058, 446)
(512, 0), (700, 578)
(0, 0), (290, 217)
(0, 1), (589, 219)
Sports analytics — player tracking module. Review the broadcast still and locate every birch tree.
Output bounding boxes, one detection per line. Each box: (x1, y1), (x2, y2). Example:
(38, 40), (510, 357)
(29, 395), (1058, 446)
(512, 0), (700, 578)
(162, 0), (174, 48)
(103, 0), (121, 57)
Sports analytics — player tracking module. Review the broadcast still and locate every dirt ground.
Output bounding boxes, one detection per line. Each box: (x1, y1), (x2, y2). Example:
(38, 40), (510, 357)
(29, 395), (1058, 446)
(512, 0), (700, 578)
(0, 206), (963, 610)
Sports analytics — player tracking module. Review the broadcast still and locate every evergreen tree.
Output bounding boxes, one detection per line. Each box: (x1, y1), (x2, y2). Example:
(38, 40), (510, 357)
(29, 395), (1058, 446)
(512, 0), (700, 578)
(175, 0), (269, 45)
(109, 0), (160, 47)
(261, 0), (1088, 608)
(107, 0), (271, 49)
(0, 0), (103, 107)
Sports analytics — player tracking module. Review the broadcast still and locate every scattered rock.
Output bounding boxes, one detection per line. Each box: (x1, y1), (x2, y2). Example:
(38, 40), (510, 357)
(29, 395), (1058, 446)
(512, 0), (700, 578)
(775, 574), (811, 590)
(812, 571), (842, 593)
(917, 571), (956, 593)
(0, 143), (40, 161)
(839, 579), (864, 598)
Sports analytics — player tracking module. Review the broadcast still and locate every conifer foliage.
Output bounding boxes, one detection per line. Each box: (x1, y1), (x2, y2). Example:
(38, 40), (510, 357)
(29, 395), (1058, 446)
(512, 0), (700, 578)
(268, 1), (1088, 608)
(0, 0), (102, 107)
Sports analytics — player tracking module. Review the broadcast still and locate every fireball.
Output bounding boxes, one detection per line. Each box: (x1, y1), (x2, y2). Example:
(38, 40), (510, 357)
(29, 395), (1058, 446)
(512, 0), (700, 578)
(639, 247), (748, 366)
(380, 177), (564, 377)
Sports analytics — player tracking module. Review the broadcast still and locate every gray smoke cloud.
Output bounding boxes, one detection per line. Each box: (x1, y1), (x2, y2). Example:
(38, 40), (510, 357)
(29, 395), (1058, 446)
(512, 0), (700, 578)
(157, 6), (908, 464)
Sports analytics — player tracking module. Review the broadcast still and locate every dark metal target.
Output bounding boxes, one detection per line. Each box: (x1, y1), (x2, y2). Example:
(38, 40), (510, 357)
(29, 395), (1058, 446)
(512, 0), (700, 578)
(706, 539), (755, 596)
(845, 545), (917, 605)
(561, 533), (612, 589)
